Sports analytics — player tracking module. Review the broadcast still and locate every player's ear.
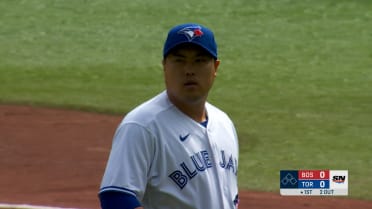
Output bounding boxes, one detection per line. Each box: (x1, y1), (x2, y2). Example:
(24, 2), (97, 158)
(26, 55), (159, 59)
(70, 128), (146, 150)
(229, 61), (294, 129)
(214, 59), (220, 76)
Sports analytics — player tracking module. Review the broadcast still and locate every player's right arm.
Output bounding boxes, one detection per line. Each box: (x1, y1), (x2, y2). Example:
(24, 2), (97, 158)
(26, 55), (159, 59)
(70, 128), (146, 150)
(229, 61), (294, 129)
(99, 122), (154, 209)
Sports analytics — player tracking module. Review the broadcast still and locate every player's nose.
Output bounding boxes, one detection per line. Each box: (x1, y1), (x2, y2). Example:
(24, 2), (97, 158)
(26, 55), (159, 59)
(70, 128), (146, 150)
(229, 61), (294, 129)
(183, 62), (196, 76)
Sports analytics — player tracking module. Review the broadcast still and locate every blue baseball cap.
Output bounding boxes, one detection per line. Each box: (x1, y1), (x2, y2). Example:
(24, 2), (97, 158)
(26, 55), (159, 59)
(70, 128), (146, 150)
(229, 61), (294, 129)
(163, 23), (218, 59)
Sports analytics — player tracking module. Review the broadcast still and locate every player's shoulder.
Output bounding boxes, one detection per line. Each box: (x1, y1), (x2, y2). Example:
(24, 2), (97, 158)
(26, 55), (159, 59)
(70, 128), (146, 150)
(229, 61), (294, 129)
(121, 91), (173, 125)
(206, 102), (234, 124)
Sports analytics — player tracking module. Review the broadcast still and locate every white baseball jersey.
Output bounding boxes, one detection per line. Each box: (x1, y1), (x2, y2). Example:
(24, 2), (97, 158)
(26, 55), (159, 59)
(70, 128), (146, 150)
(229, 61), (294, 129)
(100, 91), (239, 209)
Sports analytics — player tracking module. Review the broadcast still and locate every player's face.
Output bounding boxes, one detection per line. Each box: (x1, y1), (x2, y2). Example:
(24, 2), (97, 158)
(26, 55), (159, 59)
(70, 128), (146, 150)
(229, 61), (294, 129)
(163, 44), (220, 106)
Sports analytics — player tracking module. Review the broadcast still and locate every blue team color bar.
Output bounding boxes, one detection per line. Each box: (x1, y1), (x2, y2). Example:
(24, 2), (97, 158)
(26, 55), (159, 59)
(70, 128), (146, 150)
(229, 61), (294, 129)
(298, 180), (330, 189)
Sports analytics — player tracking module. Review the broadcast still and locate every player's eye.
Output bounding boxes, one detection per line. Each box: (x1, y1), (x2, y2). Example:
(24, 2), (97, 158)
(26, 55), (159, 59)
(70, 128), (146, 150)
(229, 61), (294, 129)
(174, 58), (185, 63)
(195, 57), (209, 63)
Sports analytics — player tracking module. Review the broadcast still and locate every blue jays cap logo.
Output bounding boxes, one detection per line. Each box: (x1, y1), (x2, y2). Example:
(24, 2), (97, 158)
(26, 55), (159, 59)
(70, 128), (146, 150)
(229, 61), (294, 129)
(177, 26), (204, 41)
(163, 23), (217, 59)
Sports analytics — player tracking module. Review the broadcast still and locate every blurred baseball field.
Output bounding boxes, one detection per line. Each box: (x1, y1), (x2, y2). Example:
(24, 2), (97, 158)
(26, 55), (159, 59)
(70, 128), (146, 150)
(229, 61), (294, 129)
(0, 0), (371, 200)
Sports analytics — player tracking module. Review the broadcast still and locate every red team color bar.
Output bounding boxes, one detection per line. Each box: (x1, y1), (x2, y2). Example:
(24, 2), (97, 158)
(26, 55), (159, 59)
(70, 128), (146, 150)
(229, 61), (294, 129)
(298, 170), (329, 180)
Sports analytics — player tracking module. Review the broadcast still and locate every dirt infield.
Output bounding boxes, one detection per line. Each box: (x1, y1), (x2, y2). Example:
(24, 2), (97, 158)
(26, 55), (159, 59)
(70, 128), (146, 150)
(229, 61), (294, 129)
(1, 105), (371, 209)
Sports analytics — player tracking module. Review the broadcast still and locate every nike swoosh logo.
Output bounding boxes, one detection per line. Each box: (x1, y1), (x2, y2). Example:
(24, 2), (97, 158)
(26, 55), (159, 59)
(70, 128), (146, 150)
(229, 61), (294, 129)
(179, 133), (190, 142)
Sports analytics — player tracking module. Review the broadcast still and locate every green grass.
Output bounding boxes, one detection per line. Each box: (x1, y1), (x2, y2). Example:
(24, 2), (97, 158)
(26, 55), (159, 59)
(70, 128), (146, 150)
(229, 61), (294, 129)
(1, 0), (372, 200)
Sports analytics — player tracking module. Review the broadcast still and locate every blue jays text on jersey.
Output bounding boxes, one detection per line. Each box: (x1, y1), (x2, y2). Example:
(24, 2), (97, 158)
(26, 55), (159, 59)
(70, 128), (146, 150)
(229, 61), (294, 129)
(169, 149), (238, 189)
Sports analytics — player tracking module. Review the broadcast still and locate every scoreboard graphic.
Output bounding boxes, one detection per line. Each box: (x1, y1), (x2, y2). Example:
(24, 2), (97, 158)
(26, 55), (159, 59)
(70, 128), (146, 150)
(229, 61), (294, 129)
(280, 170), (348, 196)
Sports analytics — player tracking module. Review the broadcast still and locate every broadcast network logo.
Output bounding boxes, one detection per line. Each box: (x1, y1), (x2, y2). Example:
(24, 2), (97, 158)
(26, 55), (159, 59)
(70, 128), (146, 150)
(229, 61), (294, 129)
(332, 175), (346, 184)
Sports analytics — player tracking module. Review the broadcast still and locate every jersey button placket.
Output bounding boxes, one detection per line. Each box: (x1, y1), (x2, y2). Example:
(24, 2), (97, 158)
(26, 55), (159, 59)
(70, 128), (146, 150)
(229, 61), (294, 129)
(206, 128), (226, 207)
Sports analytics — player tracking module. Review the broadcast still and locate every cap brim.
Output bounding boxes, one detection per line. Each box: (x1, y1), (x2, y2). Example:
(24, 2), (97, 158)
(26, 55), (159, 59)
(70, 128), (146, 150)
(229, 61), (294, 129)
(164, 41), (217, 59)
